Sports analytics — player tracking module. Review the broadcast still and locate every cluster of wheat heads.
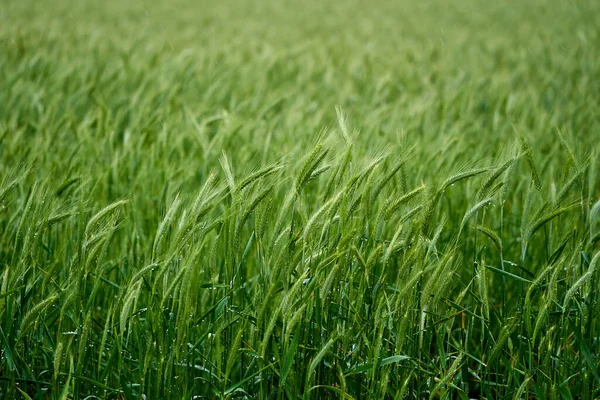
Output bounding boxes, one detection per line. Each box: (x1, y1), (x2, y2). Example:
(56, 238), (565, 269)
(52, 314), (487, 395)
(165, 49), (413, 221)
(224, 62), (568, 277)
(1, 108), (599, 398)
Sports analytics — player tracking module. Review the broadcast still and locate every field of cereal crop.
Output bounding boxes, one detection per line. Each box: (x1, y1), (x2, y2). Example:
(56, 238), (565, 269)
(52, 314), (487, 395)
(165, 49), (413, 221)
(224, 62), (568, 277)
(1, 0), (600, 398)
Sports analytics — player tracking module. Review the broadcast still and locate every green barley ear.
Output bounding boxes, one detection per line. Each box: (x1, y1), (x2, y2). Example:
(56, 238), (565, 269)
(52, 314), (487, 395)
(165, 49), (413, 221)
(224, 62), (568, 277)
(225, 324), (244, 383)
(459, 196), (494, 234)
(554, 167), (585, 205)
(120, 280), (142, 334)
(487, 319), (518, 365)
(0, 165), (32, 204)
(371, 158), (407, 202)
(476, 156), (517, 201)
(53, 340), (64, 383)
(563, 251), (599, 311)
(305, 331), (339, 390)
(320, 260), (340, 308)
(335, 106), (352, 146)
(428, 352), (464, 400)
(440, 167), (489, 191)
(336, 143), (354, 188)
(474, 224), (502, 251)
(85, 199), (129, 238)
(526, 202), (578, 242)
(295, 142), (329, 196)
(422, 167), (487, 236)
(237, 163), (283, 193)
(519, 135), (543, 192)
(19, 294), (60, 339)
(220, 150), (236, 195)
(524, 262), (554, 334)
(556, 128), (579, 176)
(151, 193), (181, 261)
(513, 375), (532, 400)
(302, 190), (344, 242)
(385, 185), (425, 219)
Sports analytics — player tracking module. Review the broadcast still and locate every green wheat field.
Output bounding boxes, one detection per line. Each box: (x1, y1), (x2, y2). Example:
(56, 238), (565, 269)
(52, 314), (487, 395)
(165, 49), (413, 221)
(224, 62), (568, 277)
(1, 0), (599, 398)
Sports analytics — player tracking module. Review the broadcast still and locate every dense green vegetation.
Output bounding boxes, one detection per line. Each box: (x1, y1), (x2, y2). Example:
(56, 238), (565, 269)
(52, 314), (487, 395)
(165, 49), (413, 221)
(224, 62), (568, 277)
(1, 0), (600, 398)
